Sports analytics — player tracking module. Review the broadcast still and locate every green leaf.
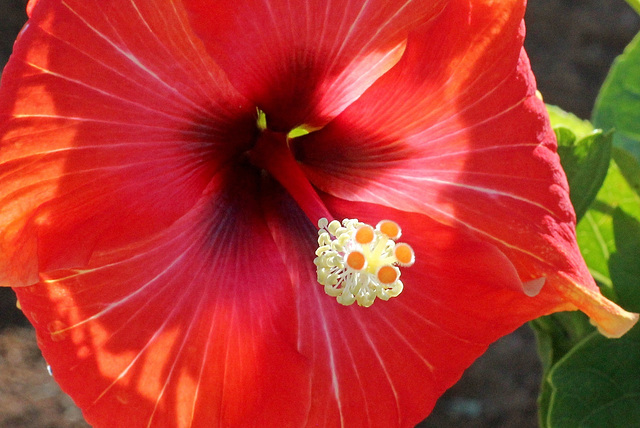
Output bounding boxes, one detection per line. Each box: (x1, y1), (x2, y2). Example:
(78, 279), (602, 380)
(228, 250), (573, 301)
(546, 326), (640, 428)
(609, 208), (640, 313)
(531, 312), (594, 428)
(556, 130), (612, 221)
(546, 104), (612, 221)
(575, 158), (640, 298)
(612, 147), (640, 196)
(593, 31), (640, 161)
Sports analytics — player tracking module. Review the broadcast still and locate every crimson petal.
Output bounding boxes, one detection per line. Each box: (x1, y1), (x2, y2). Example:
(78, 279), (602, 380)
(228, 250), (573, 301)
(183, 0), (446, 130)
(15, 167), (311, 428)
(0, 0), (256, 286)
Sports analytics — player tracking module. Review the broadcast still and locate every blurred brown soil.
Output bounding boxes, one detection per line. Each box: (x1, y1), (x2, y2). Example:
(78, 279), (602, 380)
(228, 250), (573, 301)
(1, 0), (638, 427)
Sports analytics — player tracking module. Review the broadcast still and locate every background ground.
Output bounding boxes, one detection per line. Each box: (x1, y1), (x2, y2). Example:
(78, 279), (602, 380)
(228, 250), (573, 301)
(1, 0), (639, 426)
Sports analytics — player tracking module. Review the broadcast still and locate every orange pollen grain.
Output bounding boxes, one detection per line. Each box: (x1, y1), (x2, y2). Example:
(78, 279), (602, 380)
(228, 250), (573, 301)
(378, 220), (400, 239)
(377, 266), (398, 284)
(346, 251), (366, 270)
(355, 225), (375, 244)
(394, 243), (414, 265)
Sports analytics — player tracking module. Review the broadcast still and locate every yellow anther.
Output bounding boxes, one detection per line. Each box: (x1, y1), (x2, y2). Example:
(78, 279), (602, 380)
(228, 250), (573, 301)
(346, 251), (366, 270)
(394, 243), (415, 266)
(314, 217), (415, 307)
(355, 225), (375, 244)
(377, 220), (401, 240)
(377, 266), (399, 284)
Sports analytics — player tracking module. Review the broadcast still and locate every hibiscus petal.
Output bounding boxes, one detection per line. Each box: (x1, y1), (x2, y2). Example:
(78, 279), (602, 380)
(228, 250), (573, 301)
(183, 0), (447, 130)
(14, 166), (311, 428)
(295, 0), (637, 336)
(0, 0), (256, 286)
(262, 185), (565, 427)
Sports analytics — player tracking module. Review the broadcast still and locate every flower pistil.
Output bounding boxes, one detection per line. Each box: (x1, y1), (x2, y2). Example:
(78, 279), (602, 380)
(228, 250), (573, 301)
(315, 218), (415, 307)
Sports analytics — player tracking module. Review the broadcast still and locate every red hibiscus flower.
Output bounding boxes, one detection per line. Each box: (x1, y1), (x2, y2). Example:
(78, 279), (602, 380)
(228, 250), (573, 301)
(0, 0), (636, 427)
